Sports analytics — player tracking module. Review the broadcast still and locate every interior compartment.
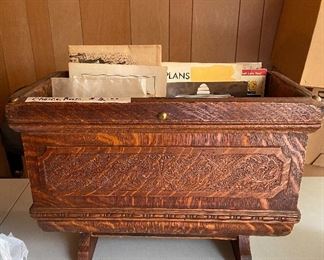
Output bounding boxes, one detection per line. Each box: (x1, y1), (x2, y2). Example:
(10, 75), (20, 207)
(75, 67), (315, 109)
(8, 71), (314, 101)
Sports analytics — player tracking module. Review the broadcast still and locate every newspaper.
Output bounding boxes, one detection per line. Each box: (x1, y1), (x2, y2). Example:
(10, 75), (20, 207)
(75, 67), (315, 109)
(69, 45), (162, 66)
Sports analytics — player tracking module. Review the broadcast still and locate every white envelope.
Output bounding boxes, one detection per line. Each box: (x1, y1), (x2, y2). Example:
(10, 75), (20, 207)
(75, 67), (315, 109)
(68, 63), (167, 97)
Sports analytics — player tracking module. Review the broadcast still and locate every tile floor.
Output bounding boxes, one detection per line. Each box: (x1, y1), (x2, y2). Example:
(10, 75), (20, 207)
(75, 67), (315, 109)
(0, 175), (323, 260)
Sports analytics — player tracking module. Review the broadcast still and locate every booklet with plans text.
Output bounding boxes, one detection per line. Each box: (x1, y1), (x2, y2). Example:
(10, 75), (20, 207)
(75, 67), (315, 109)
(162, 62), (266, 96)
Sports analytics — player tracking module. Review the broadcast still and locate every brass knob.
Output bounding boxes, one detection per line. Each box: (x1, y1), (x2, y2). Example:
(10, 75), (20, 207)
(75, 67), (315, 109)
(158, 112), (168, 120)
(10, 97), (19, 103)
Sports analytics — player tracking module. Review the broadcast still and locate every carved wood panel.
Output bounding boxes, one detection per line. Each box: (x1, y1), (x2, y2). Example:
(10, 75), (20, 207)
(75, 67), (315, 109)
(22, 130), (308, 211)
(37, 146), (290, 199)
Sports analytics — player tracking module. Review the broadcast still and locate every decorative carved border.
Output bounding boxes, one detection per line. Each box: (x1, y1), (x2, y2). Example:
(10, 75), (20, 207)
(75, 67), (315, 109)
(31, 207), (300, 223)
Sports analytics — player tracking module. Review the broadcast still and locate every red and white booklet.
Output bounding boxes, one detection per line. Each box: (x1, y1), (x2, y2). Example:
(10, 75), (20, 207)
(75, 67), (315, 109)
(242, 68), (267, 96)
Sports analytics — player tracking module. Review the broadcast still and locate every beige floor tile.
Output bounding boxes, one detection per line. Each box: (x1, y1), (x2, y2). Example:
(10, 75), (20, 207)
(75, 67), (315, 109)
(0, 184), (79, 260)
(0, 179), (29, 224)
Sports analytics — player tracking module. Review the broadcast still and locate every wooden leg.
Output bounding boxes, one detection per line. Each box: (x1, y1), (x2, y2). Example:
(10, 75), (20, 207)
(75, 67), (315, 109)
(77, 233), (98, 260)
(230, 236), (252, 260)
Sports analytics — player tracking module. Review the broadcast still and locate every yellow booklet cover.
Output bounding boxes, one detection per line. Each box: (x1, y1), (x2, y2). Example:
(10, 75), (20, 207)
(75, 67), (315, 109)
(162, 62), (262, 82)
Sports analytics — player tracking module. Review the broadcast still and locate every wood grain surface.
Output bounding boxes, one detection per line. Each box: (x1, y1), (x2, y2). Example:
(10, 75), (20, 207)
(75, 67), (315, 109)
(37, 146), (290, 198)
(236, 0), (264, 62)
(26, 0), (56, 79)
(20, 130), (309, 212)
(80, 0), (131, 45)
(231, 236), (252, 260)
(0, 34), (9, 121)
(0, 0), (36, 92)
(78, 233), (97, 260)
(48, 0), (83, 71)
(259, 0), (284, 68)
(7, 99), (322, 128)
(130, 0), (169, 61)
(192, 0), (240, 62)
(169, 0), (193, 61)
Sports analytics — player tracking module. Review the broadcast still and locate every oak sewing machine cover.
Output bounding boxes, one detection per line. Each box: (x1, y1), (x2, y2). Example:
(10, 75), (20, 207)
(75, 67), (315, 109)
(6, 71), (323, 259)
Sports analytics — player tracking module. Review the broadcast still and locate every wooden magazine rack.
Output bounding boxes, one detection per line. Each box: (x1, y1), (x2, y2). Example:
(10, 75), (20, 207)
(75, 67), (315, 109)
(6, 71), (323, 259)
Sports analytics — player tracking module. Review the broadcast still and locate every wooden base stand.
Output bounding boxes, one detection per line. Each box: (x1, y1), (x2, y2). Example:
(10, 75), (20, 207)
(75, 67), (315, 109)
(77, 234), (252, 260)
(231, 236), (252, 260)
(77, 233), (98, 260)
